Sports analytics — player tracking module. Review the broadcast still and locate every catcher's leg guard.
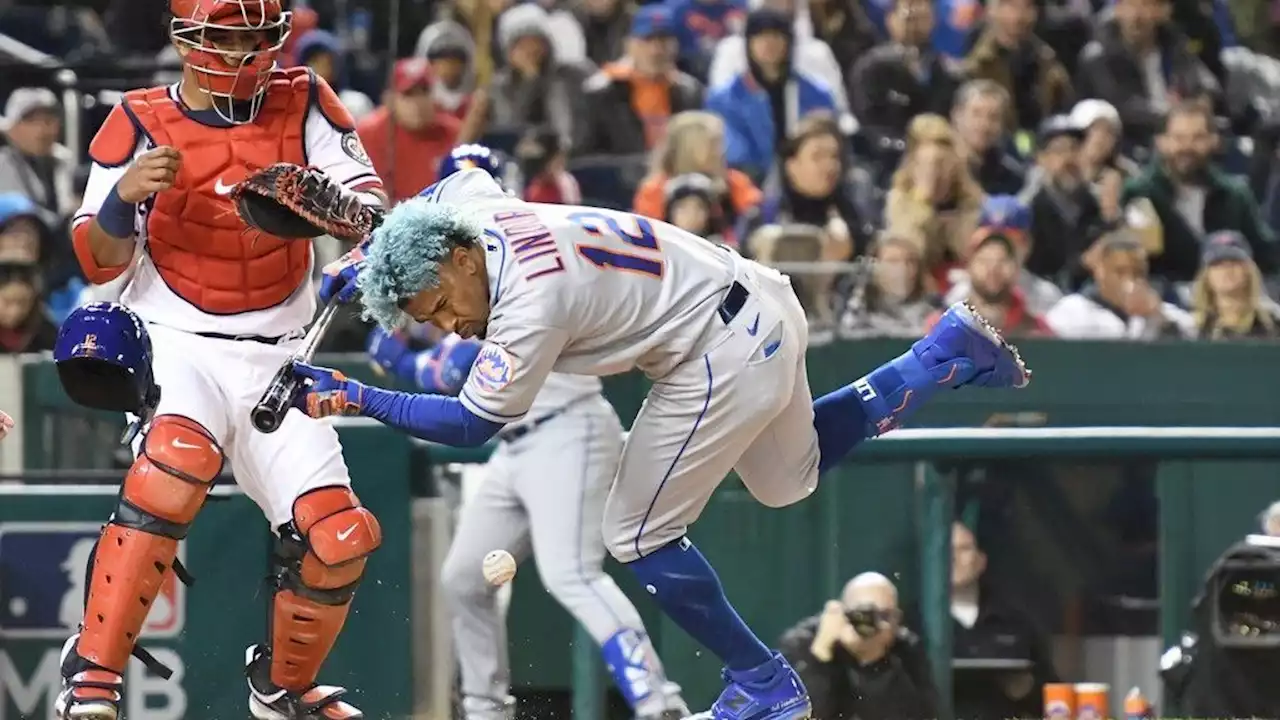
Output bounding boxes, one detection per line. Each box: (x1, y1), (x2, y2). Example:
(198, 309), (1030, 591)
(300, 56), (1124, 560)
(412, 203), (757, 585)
(248, 486), (381, 719)
(59, 415), (221, 719)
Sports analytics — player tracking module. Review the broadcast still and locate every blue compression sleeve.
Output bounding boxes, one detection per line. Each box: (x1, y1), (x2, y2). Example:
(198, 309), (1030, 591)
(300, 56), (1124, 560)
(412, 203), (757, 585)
(359, 385), (503, 446)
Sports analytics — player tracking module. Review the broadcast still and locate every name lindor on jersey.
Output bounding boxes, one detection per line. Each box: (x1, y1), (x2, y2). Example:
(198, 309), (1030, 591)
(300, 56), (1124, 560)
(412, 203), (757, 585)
(494, 210), (564, 282)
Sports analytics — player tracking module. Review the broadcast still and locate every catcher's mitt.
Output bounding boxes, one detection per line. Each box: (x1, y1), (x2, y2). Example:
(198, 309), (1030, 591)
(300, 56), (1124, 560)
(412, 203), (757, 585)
(231, 163), (383, 242)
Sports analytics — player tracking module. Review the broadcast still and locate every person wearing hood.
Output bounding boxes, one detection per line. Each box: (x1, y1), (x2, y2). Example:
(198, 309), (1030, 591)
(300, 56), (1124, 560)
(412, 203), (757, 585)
(577, 5), (704, 156)
(707, 0), (849, 123)
(417, 19), (491, 143)
(489, 3), (593, 152)
(294, 29), (375, 121)
(576, 0), (639, 70)
(357, 59), (461, 202)
(705, 8), (838, 182)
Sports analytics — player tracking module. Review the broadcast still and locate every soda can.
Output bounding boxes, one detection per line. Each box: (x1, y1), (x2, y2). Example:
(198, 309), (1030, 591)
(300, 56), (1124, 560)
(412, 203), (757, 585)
(1075, 682), (1110, 720)
(1043, 683), (1076, 720)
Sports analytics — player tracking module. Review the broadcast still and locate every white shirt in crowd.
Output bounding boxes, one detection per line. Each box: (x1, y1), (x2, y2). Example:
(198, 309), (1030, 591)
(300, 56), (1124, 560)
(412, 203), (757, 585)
(1045, 292), (1195, 340)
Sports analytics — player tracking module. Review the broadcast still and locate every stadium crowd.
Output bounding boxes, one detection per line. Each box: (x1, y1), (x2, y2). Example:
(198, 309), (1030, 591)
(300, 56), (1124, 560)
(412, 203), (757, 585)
(1, 0), (1280, 355)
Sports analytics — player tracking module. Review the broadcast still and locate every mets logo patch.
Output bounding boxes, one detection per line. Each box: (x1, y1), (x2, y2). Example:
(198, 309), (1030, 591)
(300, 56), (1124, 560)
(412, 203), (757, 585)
(472, 344), (515, 392)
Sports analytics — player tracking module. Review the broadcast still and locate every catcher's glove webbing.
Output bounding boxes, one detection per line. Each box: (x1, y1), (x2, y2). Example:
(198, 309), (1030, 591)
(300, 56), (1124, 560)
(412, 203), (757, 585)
(231, 163), (383, 242)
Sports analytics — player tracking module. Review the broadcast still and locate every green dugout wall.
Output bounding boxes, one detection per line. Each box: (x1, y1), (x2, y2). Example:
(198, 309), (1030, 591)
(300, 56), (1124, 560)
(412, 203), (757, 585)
(8, 339), (1280, 715)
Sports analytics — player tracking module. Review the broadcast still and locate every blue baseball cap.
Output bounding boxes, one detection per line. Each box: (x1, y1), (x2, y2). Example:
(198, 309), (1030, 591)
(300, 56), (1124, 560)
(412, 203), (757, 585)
(631, 5), (675, 38)
(978, 195), (1031, 235)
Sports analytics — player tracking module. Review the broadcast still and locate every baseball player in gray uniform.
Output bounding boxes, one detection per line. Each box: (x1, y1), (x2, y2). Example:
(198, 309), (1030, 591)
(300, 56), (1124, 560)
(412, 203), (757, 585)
(291, 168), (1031, 720)
(367, 325), (689, 720)
(360, 147), (687, 720)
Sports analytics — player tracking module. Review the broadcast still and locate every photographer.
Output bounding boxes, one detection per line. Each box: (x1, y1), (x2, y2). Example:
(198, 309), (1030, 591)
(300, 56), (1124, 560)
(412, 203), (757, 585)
(779, 572), (939, 720)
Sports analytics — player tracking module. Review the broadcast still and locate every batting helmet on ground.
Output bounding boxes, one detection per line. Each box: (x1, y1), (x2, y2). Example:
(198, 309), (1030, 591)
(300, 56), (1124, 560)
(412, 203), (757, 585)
(54, 302), (160, 416)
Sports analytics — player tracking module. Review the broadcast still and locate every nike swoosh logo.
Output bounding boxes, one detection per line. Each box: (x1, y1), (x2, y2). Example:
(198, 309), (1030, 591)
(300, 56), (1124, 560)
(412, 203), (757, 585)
(336, 523), (358, 542)
(172, 439), (199, 449)
(746, 313), (760, 336)
(213, 178), (236, 196)
(762, 338), (782, 358)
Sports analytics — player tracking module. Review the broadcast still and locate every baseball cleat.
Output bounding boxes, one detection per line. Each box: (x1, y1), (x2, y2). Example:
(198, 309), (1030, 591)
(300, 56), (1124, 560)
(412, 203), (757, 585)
(919, 301), (1031, 389)
(54, 635), (124, 720)
(245, 644), (363, 720)
(690, 652), (812, 720)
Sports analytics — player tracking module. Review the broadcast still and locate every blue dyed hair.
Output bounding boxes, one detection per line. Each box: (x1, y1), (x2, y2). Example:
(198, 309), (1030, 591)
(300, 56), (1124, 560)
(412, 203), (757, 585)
(356, 198), (482, 330)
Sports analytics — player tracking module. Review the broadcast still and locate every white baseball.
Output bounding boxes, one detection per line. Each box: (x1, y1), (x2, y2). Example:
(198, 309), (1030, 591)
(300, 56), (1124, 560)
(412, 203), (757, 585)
(482, 549), (517, 585)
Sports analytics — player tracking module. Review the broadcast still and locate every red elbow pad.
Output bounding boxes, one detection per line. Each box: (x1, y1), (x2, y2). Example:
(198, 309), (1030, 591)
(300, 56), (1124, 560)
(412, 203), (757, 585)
(72, 219), (132, 284)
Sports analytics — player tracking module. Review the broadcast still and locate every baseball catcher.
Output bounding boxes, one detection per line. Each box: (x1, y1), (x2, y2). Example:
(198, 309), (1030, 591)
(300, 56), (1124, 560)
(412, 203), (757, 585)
(60, 1), (386, 718)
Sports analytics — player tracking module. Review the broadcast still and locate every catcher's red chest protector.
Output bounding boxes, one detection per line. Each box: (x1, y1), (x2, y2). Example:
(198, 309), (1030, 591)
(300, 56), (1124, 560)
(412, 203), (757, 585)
(94, 68), (313, 315)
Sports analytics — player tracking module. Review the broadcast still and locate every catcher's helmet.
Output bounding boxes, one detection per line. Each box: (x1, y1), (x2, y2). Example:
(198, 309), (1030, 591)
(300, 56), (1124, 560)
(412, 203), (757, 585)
(169, 0), (291, 124)
(54, 302), (160, 416)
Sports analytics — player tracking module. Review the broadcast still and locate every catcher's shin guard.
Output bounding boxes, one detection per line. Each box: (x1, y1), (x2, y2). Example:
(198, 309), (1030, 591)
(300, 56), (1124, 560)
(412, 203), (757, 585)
(255, 485), (380, 714)
(60, 415), (221, 719)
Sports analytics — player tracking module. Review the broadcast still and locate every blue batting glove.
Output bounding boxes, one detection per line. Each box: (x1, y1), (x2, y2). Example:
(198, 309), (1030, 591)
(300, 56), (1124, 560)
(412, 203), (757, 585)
(366, 327), (418, 381)
(319, 240), (369, 305)
(291, 361), (367, 419)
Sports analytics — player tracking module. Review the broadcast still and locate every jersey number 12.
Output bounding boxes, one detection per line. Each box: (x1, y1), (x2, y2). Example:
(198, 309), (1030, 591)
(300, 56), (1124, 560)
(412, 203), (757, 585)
(568, 211), (664, 279)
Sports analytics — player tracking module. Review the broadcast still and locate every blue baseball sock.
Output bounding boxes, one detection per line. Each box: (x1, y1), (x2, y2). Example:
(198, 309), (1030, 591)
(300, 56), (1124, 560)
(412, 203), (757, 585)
(813, 383), (869, 473)
(813, 350), (944, 472)
(627, 537), (773, 672)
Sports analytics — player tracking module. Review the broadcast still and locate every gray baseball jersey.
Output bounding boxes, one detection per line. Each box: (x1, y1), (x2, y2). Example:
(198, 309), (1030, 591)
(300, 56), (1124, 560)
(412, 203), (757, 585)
(432, 169), (823, 564)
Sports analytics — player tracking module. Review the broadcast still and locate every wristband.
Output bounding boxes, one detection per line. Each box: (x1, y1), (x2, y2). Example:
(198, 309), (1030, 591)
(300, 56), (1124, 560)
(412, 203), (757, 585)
(97, 185), (138, 239)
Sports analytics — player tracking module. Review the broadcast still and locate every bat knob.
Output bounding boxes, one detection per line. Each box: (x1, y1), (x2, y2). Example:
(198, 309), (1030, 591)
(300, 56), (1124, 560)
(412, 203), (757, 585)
(251, 404), (285, 434)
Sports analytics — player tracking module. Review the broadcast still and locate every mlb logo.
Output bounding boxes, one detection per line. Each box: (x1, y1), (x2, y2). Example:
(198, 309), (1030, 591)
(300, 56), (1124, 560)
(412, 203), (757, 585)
(0, 522), (185, 639)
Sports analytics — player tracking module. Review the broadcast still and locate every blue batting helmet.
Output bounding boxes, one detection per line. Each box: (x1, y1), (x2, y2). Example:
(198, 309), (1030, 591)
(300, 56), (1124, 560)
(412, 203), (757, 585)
(54, 302), (159, 415)
(437, 144), (503, 182)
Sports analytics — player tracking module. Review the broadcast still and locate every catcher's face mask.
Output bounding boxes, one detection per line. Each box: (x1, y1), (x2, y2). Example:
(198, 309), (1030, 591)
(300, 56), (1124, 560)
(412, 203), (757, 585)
(400, 245), (492, 339)
(170, 0), (291, 125)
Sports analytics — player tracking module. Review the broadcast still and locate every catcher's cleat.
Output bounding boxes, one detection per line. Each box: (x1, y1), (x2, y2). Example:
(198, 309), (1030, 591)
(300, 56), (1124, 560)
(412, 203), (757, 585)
(245, 645), (363, 720)
(54, 635), (124, 720)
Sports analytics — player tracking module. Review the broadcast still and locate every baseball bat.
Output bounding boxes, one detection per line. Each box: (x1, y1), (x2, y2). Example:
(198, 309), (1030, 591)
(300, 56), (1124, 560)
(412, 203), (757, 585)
(250, 299), (342, 434)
